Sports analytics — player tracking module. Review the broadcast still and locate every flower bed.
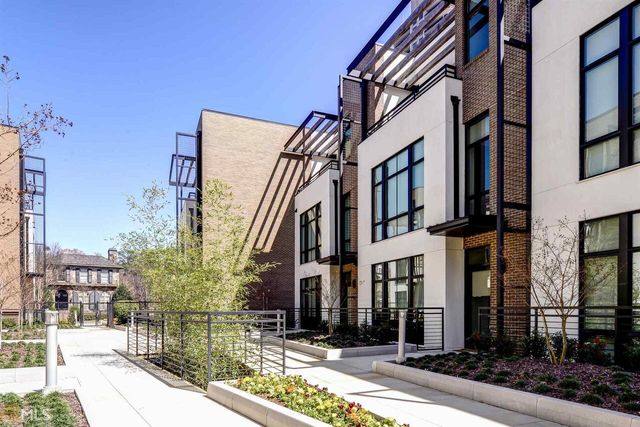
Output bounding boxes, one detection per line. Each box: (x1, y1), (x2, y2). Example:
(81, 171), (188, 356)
(2, 327), (45, 341)
(234, 374), (406, 427)
(0, 342), (64, 368)
(0, 391), (88, 426)
(402, 351), (640, 415)
(286, 330), (391, 349)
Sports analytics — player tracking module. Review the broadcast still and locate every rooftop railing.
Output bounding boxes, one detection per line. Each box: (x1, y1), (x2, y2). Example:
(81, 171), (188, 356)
(295, 160), (339, 195)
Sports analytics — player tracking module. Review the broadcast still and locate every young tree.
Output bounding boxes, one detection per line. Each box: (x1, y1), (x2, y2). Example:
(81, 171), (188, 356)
(520, 217), (617, 365)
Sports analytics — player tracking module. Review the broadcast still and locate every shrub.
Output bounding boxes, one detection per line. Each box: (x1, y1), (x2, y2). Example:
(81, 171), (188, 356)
(622, 402), (640, 411)
(619, 391), (640, 403)
(577, 336), (611, 366)
(592, 383), (617, 397)
(522, 331), (546, 358)
(550, 332), (578, 361)
(474, 372), (489, 381)
(493, 335), (515, 357)
(458, 370), (469, 378)
(496, 369), (511, 377)
(533, 383), (552, 394)
(538, 373), (557, 384)
(580, 394), (604, 405)
(622, 339), (640, 372)
(2, 318), (17, 329)
(466, 332), (492, 352)
(493, 375), (508, 384)
(563, 389), (577, 399)
(513, 379), (528, 389)
(558, 377), (581, 390)
(612, 371), (633, 385)
(464, 361), (478, 370)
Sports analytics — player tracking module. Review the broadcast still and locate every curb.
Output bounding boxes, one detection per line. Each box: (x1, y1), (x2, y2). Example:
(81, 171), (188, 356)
(207, 381), (329, 427)
(266, 336), (416, 360)
(373, 360), (640, 427)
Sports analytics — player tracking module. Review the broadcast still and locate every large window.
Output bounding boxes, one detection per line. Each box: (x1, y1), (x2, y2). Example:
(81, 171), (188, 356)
(581, 212), (640, 333)
(343, 193), (353, 253)
(300, 203), (321, 264)
(466, 113), (490, 215)
(581, 4), (640, 178)
(372, 255), (424, 308)
(372, 139), (424, 242)
(466, 0), (489, 63)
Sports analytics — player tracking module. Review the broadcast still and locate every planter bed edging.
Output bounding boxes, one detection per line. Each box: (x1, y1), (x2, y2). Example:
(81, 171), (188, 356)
(267, 336), (416, 360)
(207, 381), (328, 427)
(373, 360), (640, 427)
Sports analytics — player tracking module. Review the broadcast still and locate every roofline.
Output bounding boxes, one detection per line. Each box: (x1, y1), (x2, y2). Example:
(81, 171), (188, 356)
(200, 109), (298, 128)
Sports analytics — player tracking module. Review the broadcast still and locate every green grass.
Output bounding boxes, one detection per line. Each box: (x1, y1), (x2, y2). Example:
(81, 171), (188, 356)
(0, 391), (76, 426)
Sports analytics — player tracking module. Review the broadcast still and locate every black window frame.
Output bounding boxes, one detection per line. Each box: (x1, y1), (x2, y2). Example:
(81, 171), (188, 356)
(465, 112), (490, 216)
(579, 210), (640, 344)
(300, 203), (322, 264)
(372, 255), (424, 309)
(465, 0), (489, 63)
(371, 138), (424, 243)
(580, 2), (640, 179)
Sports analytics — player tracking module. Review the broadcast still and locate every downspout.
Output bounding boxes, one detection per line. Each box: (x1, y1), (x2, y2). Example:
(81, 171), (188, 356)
(451, 96), (460, 219)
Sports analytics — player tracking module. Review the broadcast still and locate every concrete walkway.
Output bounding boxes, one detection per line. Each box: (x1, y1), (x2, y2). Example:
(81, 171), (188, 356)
(0, 328), (257, 427)
(285, 349), (562, 427)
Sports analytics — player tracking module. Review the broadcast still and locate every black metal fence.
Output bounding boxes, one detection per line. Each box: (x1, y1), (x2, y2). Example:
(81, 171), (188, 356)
(284, 307), (444, 351)
(127, 310), (286, 389)
(477, 306), (640, 354)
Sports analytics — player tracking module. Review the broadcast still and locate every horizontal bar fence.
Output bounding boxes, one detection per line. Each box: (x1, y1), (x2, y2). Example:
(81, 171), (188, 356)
(127, 310), (286, 389)
(477, 305), (640, 353)
(283, 307), (444, 351)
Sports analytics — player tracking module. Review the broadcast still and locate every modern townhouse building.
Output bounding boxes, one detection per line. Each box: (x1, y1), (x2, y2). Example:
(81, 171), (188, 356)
(532, 0), (640, 353)
(51, 249), (122, 310)
(0, 126), (47, 315)
(170, 110), (304, 310)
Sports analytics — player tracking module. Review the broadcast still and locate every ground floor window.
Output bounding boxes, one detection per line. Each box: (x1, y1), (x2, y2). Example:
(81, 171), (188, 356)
(581, 211), (640, 335)
(372, 255), (423, 308)
(300, 276), (321, 328)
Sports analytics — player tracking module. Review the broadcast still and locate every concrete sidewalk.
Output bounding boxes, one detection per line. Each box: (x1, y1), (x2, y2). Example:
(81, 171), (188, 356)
(286, 349), (562, 427)
(0, 328), (257, 427)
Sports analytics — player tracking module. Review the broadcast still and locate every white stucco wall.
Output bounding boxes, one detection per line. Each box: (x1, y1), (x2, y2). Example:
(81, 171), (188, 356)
(294, 166), (340, 310)
(357, 76), (465, 350)
(532, 0), (639, 335)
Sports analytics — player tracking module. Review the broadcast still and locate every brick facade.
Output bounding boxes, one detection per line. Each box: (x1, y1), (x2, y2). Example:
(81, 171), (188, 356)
(456, 0), (531, 339)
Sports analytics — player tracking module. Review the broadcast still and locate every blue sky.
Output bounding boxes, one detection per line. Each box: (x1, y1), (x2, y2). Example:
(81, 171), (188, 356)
(1, 0), (398, 255)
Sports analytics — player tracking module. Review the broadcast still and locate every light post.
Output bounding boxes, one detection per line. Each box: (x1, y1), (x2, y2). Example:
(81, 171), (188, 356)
(396, 310), (407, 364)
(43, 310), (59, 394)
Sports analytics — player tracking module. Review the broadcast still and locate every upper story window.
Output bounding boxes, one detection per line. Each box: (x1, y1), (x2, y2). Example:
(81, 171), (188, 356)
(466, 0), (489, 63)
(97, 269), (103, 284)
(581, 4), (640, 178)
(343, 193), (352, 253)
(300, 203), (321, 264)
(87, 269), (92, 284)
(466, 113), (490, 216)
(75, 269), (80, 283)
(108, 270), (114, 284)
(79, 268), (88, 284)
(372, 139), (424, 242)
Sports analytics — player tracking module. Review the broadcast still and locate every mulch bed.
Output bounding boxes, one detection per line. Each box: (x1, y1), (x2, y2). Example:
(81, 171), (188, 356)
(403, 352), (640, 415)
(0, 343), (65, 368)
(62, 391), (90, 427)
(287, 331), (392, 349)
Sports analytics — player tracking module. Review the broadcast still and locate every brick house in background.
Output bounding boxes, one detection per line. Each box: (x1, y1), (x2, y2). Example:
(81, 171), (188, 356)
(51, 248), (123, 310)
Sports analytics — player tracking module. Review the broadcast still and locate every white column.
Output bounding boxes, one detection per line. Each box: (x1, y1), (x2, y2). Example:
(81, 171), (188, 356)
(43, 310), (59, 394)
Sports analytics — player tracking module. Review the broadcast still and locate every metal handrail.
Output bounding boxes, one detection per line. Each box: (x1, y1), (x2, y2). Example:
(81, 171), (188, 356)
(296, 160), (339, 195)
(365, 64), (458, 139)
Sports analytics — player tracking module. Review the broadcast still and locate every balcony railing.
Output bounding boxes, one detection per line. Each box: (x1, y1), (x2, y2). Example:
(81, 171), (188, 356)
(296, 160), (339, 195)
(366, 64), (457, 139)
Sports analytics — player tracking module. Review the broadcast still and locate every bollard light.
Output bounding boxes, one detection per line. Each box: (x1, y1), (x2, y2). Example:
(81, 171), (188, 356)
(396, 310), (407, 364)
(43, 310), (59, 394)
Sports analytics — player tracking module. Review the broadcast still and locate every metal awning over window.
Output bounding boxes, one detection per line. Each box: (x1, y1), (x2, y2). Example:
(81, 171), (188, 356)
(347, 0), (455, 89)
(283, 111), (339, 158)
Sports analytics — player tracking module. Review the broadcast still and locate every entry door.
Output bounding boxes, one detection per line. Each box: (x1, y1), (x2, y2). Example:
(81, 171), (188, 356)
(465, 247), (491, 339)
(300, 277), (320, 329)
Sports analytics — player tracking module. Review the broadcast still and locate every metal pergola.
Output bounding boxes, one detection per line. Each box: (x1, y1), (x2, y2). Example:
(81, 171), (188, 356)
(282, 111), (340, 158)
(346, 0), (455, 89)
